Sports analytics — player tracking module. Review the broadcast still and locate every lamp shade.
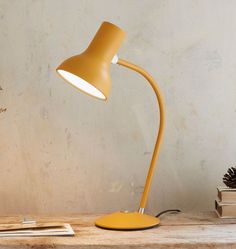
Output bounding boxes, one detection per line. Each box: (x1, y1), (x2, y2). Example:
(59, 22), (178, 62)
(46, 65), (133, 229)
(56, 22), (125, 100)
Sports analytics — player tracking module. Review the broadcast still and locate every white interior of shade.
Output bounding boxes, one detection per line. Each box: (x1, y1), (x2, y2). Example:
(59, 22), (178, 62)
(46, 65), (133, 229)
(57, 70), (106, 100)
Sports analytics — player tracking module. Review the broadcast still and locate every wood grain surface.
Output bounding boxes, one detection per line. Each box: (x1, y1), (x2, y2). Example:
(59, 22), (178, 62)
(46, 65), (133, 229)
(0, 212), (235, 249)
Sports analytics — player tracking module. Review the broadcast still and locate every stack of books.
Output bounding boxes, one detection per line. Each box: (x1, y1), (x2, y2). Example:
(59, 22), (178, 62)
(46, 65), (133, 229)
(215, 186), (236, 218)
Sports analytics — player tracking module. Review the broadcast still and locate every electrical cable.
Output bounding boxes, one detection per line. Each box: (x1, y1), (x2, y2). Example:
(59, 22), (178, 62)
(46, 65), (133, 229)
(155, 209), (181, 218)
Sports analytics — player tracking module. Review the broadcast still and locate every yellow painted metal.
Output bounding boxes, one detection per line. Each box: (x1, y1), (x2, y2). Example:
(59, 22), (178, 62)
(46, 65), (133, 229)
(56, 21), (165, 230)
(56, 22), (125, 99)
(95, 211), (160, 230)
(117, 59), (165, 210)
(95, 60), (165, 229)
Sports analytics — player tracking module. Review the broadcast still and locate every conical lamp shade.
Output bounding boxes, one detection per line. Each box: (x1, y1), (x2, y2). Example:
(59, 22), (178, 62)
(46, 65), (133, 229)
(57, 22), (125, 100)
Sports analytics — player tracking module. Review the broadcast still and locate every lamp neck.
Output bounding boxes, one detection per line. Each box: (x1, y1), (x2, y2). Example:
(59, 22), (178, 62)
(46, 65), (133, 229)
(117, 59), (165, 213)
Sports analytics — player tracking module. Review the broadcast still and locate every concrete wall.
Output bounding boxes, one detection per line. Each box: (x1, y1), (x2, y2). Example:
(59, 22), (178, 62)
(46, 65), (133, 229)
(0, 0), (235, 215)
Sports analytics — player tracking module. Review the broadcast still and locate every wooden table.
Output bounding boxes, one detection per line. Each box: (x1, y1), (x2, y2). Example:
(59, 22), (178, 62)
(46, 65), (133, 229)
(0, 212), (236, 249)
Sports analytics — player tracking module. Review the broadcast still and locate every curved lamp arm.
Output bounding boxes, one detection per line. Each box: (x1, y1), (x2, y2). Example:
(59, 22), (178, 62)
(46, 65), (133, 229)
(117, 58), (165, 213)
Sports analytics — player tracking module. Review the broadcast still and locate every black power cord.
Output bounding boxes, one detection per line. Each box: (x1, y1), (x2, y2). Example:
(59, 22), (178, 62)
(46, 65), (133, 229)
(155, 209), (181, 218)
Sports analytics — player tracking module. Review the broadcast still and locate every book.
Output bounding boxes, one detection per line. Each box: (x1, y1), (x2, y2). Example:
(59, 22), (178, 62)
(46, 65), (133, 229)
(215, 199), (236, 218)
(217, 186), (236, 203)
(0, 222), (74, 237)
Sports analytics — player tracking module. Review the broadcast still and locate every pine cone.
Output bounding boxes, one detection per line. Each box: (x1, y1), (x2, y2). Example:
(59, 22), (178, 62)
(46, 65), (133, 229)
(223, 167), (236, 188)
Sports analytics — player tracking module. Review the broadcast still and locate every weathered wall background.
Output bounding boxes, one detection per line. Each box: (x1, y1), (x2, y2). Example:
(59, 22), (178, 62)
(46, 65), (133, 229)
(0, 0), (235, 215)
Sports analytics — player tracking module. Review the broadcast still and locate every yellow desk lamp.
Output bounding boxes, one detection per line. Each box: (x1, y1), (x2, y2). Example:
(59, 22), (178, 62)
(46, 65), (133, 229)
(56, 22), (165, 230)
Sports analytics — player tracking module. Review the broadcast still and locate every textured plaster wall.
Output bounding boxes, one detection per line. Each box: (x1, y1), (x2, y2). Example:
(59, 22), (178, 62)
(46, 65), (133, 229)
(0, 0), (236, 215)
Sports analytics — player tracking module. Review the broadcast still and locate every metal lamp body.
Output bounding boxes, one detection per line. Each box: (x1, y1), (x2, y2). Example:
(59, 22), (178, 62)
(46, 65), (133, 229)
(56, 21), (165, 231)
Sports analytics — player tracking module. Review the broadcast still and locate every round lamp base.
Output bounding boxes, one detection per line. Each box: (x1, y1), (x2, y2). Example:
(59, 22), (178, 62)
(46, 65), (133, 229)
(95, 211), (160, 230)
